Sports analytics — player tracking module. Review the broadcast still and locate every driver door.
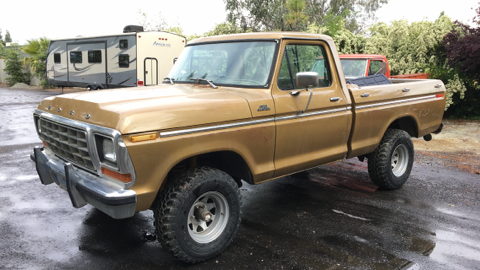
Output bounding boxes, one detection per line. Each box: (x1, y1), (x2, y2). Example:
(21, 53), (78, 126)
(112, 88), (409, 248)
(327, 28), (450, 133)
(273, 41), (350, 177)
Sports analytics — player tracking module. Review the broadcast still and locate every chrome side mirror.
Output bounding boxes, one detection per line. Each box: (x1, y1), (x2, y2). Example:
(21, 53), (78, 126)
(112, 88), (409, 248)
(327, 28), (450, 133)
(378, 62), (387, 74)
(294, 72), (318, 114)
(296, 72), (319, 88)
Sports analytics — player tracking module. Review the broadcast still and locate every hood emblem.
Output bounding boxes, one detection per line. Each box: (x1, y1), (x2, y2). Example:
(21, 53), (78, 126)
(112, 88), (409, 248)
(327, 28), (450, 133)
(257, 105), (271, 111)
(57, 108), (62, 112)
(85, 114), (91, 119)
(70, 111), (75, 116)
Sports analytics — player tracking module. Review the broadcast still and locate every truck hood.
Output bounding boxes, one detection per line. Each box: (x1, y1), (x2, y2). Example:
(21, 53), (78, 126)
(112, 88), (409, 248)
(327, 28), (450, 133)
(37, 84), (252, 134)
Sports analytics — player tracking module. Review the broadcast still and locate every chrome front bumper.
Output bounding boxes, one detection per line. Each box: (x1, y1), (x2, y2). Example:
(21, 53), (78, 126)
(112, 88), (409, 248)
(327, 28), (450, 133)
(31, 146), (136, 219)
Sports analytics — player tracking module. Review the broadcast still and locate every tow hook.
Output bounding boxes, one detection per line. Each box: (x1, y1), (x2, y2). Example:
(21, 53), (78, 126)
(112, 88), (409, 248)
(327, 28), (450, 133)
(423, 134), (432, 141)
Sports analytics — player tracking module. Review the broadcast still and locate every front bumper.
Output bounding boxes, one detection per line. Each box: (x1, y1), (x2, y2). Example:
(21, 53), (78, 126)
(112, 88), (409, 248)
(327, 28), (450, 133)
(31, 146), (136, 219)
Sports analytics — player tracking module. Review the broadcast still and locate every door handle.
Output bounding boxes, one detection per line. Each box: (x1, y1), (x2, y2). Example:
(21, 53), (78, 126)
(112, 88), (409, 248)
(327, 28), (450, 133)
(360, 93), (370, 97)
(290, 91), (300, 96)
(435, 84), (442, 88)
(330, 97), (340, 102)
(402, 88), (410, 92)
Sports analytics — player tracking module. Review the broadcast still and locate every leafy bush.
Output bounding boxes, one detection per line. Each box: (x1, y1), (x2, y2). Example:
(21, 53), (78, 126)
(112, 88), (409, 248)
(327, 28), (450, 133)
(3, 45), (29, 86)
(23, 37), (52, 88)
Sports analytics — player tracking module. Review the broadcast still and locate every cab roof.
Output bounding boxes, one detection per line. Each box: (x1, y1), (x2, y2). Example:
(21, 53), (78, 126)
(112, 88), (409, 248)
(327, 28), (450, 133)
(339, 54), (387, 60)
(187, 32), (333, 45)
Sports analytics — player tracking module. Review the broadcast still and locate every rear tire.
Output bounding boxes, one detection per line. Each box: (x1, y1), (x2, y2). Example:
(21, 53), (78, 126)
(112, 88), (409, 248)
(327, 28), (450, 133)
(153, 167), (242, 263)
(368, 129), (414, 190)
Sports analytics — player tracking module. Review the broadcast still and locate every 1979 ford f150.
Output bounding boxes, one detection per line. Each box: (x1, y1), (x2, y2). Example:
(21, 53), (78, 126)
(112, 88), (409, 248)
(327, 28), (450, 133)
(30, 32), (445, 263)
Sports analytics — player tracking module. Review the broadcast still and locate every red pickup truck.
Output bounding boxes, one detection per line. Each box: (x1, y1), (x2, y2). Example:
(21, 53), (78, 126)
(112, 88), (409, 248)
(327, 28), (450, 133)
(339, 54), (429, 80)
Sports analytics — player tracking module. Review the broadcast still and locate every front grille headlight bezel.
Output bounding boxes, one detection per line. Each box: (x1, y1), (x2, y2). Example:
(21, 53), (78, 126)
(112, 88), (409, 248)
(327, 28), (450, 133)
(33, 109), (136, 189)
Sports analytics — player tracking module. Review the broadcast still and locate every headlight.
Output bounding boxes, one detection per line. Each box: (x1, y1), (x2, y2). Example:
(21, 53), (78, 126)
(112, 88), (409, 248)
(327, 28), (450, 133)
(103, 138), (116, 163)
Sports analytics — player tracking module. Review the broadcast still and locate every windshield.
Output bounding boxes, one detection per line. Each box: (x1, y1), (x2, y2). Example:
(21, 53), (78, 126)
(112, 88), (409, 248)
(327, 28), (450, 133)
(340, 59), (368, 78)
(166, 41), (277, 87)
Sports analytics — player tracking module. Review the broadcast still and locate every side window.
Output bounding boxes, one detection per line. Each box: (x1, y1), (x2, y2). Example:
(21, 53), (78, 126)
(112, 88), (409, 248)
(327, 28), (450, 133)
(368, 60), (384, 75)
(119, 54), (129, 68)
(54, 53), (61, 64)
(88, 50), (102, 63)
(277, 44), (332, 90)
(120, 40), (128, 49)
(70, 51), (82, 63)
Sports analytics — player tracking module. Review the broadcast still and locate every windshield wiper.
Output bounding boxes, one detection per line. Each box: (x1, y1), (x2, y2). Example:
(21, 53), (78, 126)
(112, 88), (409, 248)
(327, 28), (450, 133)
(190, 78), (218, 89)
(164, 77), (175, 85)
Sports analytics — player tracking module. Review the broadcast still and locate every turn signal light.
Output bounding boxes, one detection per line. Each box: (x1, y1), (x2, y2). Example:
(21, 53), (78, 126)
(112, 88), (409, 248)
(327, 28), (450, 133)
(101, 167), (132, 183)
(42, 141), (48, 148)
(436, 94), (443, 98)
(131, 133), (158, 143)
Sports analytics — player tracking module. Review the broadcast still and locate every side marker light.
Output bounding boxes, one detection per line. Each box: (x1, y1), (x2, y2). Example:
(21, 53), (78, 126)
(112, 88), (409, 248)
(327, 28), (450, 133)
(131, 133), (158, 143)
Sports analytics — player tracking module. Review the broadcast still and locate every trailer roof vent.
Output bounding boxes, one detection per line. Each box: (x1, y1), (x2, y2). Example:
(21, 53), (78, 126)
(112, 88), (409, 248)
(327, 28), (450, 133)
(123, 25), (144, 33)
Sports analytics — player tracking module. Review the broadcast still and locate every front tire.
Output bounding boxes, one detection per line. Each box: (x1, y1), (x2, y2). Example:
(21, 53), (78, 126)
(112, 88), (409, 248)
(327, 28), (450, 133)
(368, 129), (414, 190)
(154, 167), (242, 263)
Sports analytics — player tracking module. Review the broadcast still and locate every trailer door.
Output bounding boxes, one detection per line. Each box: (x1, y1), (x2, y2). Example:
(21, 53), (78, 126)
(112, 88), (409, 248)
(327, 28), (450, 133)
(144, 58), (158, 86)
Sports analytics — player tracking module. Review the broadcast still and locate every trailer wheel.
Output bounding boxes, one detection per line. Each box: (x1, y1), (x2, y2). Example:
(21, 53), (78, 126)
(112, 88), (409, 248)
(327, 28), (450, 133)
(154, 167), (242, 263)
(368, 129), (414, 190)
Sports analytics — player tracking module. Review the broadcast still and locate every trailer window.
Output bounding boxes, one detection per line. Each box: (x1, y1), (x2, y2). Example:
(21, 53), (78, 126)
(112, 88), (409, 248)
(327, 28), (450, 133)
(119, 54), (129, 68)
(54, 53), (61, 64)
(120, 40), (128, 49)
(70, 52), (82, 64)
(88, 50), (102, 63)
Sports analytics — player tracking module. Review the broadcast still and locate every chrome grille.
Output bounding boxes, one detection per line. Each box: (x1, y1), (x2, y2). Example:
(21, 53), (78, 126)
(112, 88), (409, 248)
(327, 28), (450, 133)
(38, 118), (95, 171)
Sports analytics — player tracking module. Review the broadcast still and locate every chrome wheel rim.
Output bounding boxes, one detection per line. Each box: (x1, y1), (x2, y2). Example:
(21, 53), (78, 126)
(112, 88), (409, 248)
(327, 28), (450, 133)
(391, 144), (409, 177)
(187, 191), (229, 243)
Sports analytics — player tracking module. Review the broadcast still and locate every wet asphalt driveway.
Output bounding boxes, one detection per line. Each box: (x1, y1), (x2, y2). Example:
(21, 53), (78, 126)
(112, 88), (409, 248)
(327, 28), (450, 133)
(0, 87), (479, 269)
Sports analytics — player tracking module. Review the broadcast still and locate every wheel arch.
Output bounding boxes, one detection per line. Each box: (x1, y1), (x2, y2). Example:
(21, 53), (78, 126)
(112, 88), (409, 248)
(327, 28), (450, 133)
(151, 150), (253, 208)
(386, 116), (419, 138)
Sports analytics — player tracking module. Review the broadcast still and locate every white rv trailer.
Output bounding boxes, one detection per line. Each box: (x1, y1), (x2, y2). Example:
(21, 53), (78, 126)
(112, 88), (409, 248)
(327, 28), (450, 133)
(46, 26), (185, 90)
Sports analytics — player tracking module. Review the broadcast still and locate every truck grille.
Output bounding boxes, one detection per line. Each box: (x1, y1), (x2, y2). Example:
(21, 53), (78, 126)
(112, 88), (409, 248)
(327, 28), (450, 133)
(38, 118), (95, 171)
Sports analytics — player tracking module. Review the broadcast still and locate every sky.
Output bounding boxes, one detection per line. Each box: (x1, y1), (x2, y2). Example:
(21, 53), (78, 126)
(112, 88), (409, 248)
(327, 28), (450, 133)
(0, 0), (478, 45)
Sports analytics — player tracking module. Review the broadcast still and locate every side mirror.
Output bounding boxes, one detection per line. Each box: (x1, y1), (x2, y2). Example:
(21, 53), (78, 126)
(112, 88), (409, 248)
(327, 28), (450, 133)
(378, 62), (387, 74)
(296, 72), (319, 88)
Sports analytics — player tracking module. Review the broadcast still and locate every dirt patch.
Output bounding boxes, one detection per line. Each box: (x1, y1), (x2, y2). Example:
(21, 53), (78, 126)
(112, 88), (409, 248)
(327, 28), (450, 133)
(413, 119), (480, 174)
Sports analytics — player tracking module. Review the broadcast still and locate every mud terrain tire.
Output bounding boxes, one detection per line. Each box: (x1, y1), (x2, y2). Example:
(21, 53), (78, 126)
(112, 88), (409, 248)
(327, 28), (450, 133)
(154, 167), (242, 263)
(368, 129), (414, 190)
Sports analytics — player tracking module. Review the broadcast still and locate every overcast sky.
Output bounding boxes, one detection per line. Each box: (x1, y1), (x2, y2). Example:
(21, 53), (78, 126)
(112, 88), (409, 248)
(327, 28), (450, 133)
(0, 0), (478, 45)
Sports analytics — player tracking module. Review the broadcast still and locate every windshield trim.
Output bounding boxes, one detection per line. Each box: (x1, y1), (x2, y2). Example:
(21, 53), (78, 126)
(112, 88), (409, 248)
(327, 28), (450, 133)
(165, 40), (280, 89)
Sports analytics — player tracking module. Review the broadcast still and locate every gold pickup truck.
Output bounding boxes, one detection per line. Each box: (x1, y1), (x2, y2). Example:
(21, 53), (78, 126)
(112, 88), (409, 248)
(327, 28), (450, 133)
(30, 32), (445, 263)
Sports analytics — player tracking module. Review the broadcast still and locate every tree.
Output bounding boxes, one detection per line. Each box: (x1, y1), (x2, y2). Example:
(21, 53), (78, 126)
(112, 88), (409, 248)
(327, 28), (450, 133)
(0, 28), (3, 45)
(204, 22), (243, 37)
(285, 0), (309, 31)
(22, 37), (50, 88)
(163, 26), (185, 37)
(0, 42), (5, 58)
(438, 2), (480, 118)
(443, 9), (480, 82)
(5, 30), (11, 43)
(3, 45), (29, 86)
(137, 10), (167, 31)
(224, 0), (388, 33)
